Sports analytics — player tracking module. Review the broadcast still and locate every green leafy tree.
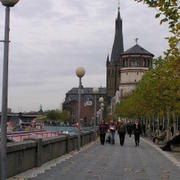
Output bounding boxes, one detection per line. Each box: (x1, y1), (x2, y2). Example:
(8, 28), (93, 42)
(46, 110), (61, 120)
(59, 110), (70, 123)
(135, 0), (180, 57)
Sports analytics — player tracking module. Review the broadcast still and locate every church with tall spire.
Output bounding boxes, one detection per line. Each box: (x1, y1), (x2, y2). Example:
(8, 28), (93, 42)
(106, 1), (154, 100)
(111, 5), (124, 64)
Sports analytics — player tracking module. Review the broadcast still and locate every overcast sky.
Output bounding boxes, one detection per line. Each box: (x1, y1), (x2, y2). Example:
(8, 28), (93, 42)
(0, 0), (169, 112)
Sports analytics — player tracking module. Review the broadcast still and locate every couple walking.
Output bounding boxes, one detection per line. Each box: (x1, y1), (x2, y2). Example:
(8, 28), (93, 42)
(117, 120), (142, 147)
(98, 120), (116, 145)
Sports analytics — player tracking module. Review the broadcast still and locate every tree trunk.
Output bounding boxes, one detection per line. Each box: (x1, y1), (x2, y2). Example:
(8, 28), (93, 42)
(172, 112), (176, 135)
(167, 110), (170, 141)
(163, 111), (165, 129)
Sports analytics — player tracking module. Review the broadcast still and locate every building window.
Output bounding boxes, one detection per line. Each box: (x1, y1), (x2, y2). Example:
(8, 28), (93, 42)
(137, 59), (140, 66)
(143, 59), (149, 67)
(123, 59), (128, 67)
(130, 58), (138, 67)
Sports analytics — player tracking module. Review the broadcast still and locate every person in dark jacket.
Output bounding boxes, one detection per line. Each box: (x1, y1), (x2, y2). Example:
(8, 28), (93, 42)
(99, 120), (107, 145)
(127, 121), (133, 137)
(161, 131), (180, 151)
(117, 120), (126, 146)
(133, 120), (142, 147)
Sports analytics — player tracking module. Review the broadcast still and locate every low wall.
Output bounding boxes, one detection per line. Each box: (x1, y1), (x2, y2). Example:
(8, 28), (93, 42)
(0, 131), (96, 179)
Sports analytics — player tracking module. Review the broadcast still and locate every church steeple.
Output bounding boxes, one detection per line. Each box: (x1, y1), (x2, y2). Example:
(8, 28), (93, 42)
(111, 0), (124, 65)
(106, 54), (110, 65)
(118, 0), (120, 18)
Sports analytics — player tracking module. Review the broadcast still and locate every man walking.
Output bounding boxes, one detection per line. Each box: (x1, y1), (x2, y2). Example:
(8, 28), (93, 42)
(117, 120), (126, 146)
(133, 120), (142, 147)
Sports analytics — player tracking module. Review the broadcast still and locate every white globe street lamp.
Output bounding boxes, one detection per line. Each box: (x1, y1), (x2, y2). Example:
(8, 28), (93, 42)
(93, 87), (99, 137)
(0, 0), (19, 6)
(76, 67), (85, 151)
(0, 1), (19, 179)
(93, 87), (99, 94)
(99, 97), (104, 103)
(101, 103), (104, 108)
(76, 67), (85, 78)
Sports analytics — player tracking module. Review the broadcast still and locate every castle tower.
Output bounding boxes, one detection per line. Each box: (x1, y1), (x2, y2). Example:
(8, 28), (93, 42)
(107, 3), (124, 98)
(119, 42), (154, 98)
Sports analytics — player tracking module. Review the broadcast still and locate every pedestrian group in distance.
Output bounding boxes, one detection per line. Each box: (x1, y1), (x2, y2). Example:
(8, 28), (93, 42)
(98, 119), (143, 147)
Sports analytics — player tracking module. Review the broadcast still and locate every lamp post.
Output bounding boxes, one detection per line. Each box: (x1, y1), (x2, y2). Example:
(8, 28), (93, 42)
(93, 87), (99, 128)
(0, 1), (19, 180)
(99, 97), (104, 122)
(92, 87), (99, 138)
(100, 103), (104, 122)
(76, 67), (85, 151)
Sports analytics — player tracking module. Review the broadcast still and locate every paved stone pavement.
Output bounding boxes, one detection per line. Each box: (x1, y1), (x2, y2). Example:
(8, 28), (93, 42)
(30, 135), (180, 180)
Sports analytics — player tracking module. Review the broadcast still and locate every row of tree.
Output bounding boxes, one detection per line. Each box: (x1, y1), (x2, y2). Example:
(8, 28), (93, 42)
(115, 0), (180, 135)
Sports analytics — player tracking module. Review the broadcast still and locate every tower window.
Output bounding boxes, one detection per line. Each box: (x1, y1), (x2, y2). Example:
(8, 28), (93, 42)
(123, 59), (128, 67)
(143, 59), (149, 67)
(130, 58), (138, 67)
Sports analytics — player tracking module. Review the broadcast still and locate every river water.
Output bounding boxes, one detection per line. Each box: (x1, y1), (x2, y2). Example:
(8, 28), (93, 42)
(44, 126), (94, 135)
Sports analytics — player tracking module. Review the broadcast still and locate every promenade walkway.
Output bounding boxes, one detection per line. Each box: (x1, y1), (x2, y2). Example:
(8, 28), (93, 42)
(14, 135), (180, 180)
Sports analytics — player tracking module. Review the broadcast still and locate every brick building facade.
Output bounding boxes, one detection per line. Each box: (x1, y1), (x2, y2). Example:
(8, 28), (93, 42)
(63, 87), (106, 125)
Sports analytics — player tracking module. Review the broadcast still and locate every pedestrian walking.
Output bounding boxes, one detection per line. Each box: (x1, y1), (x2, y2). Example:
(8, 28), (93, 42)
(109, 120), (116, 145)
(117, 120), (126, 146)
(99, 120), (107, 145)
(127, 121), (133, 137)
(133, 120), (142, 147)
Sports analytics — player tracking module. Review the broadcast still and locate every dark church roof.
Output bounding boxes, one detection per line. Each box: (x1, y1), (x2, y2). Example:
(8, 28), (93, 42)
(123, 44), (154, 57)
(67, 87), (106, 95)
(111, 9), (124, 65)
(64, 87), (106, 104)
